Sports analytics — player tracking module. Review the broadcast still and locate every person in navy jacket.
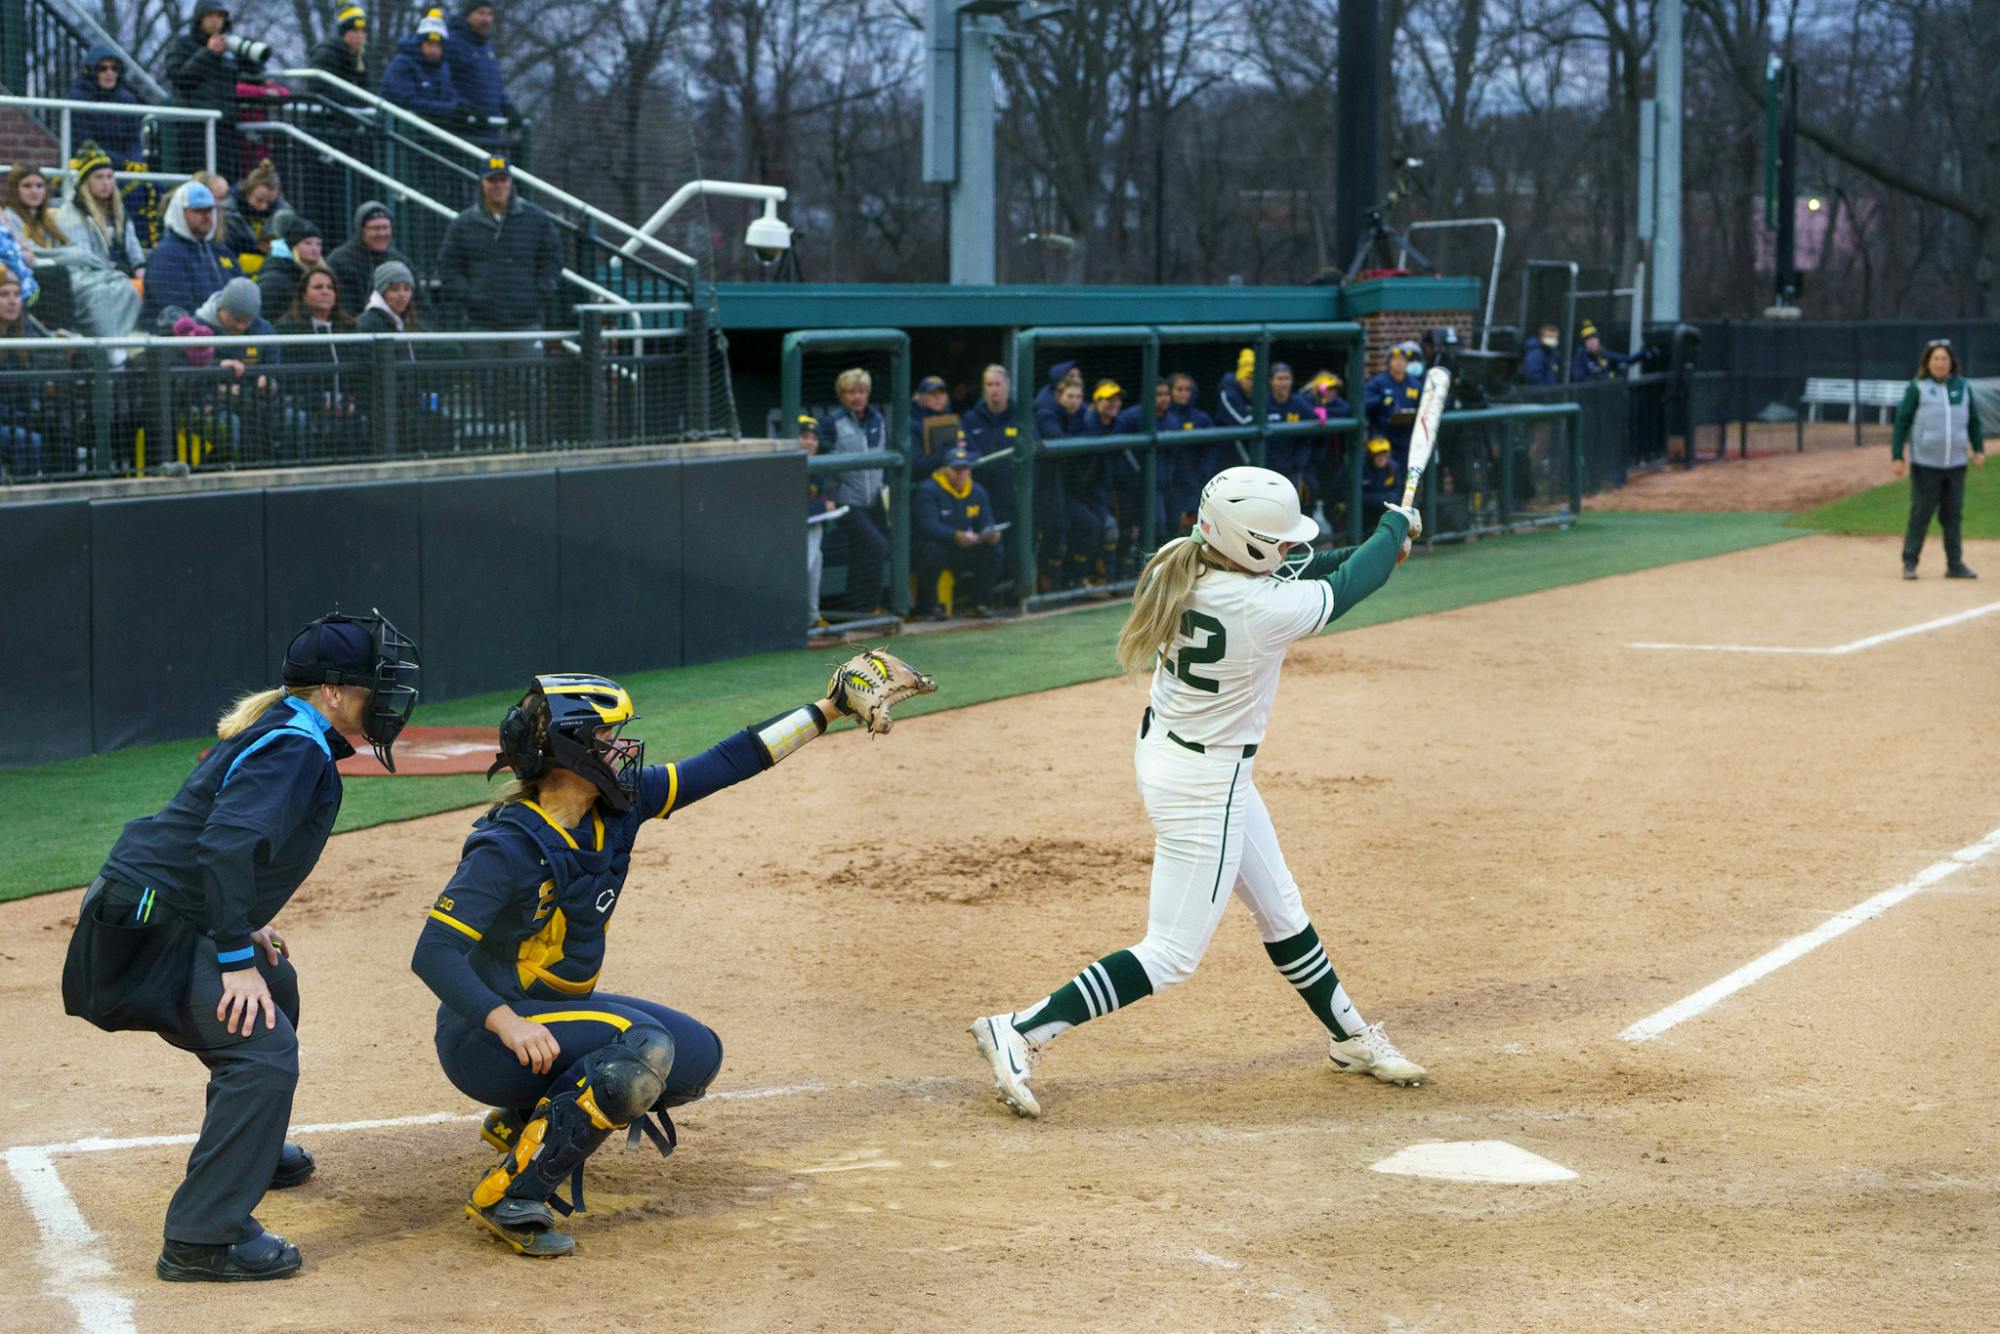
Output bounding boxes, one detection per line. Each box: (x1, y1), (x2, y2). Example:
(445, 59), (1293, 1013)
(446, 1), (516, 125)
(141, 181), (238, 327)
(1520, 323), (1563, 386)
(67, 45), (148, 166)
(381, 14), (463, 118)
(72, 613), (418, 1283)
(1363, 343), (1425, 465)
(412, 673), (856, 1257)
(913, 442), (1004, 617)
(1569, 321), (1638, 382)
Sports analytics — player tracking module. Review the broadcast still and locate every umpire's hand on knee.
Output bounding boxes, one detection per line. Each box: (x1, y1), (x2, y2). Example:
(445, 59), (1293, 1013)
(218, 967), (277, 1036)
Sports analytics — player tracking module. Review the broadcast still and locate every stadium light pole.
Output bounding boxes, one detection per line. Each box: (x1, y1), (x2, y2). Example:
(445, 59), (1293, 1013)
(1651, 0), (1683, 322)
(924, 1), (1068, 285)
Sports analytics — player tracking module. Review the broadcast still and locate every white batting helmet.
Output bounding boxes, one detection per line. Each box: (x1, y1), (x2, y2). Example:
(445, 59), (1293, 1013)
(1195, 466), (1317, 575)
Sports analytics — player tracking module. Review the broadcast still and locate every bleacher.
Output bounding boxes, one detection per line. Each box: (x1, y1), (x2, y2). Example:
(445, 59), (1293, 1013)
(0, 0), (737, 485)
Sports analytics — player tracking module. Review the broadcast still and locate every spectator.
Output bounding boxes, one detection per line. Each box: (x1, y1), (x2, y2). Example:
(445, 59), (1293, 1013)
(56, 148), (145, 280)
(256, 212), (323, 321)
(960, 364), (1015, 453)
(815, 367), (890, 614)
(66, 46), (147, 167)
(1035, 377), (1101, 589)
(382, 12), (464, 119)
(1163, 370), (1220, 529)
(1216, 346), (1256, 428)
(435, 157), (561, 334)
(278, 265), (360, 444)
(0, 269), (61, 477)
(1569, 321), (1637, 383)
(1358, 435), (1402, 533)
(1114, 377), (1168, 434)
(0, 206), (36, 305)
(189, 276), (280, 460)
(1301, 369), (1351, 526)
(357, 259), (419, 339)
(193, 275), (278, 374)
(1892, 338), (1985, 580)
(799, 415), (835, 629)
(1261, 361), (1316, 487)
(162, 3), (244, 178)
(219, 158), (285, 271)
(910, 373), (957, 473)
(141, 181), (236, 326)
(1520, 323), (1562, 386)
(1364, 341), (1424, 465)
(327, 200), (413, 319)
(309, 6), (375, 101)
(914, 442), (1003, 619)
(446, 2), (517, 129)
(959, 361), (1019, 524)
(12, 157), (142, 338)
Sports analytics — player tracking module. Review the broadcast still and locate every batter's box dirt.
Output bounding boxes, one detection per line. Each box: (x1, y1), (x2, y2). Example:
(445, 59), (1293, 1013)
(826, 836), (1147, 904)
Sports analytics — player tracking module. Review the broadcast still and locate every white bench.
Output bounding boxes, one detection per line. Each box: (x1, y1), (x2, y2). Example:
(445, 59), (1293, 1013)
(1801, 377), (1904, 423)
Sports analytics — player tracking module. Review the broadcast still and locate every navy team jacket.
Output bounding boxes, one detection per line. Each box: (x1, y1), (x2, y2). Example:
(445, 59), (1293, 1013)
(100, 696), (350, 971)
(411, 730), (766, 1025)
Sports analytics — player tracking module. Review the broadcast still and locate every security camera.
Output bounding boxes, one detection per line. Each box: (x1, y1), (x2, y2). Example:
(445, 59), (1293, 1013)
(745, 204), (792, 266)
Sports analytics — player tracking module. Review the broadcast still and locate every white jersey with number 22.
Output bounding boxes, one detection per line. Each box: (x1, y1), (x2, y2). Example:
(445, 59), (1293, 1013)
(1146, 568), (1338, 749)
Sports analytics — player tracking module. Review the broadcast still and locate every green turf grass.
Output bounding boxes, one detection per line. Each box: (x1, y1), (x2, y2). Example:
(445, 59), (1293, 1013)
(0, 510), (1798, 900)
(1792, 460), (2000, 539)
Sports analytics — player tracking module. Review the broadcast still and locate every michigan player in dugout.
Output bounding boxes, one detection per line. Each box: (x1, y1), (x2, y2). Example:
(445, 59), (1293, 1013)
(62, 612), (420, 1283)
(412, 658), (931, 1258)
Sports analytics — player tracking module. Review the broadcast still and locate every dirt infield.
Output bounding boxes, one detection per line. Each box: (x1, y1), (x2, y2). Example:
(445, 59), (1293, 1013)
(1607, 436), (1891, 513)
(7, 534), (1999, 1332)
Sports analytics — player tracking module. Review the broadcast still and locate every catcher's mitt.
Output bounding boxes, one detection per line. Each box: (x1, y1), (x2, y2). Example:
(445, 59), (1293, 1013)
(827, 650), (936, 736)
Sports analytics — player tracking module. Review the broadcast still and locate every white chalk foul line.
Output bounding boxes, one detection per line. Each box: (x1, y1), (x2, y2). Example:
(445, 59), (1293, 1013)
(1621, 822), (2000, 1042)
(2, 1081), (828, 1334)
(1629, 598), (2000, 656)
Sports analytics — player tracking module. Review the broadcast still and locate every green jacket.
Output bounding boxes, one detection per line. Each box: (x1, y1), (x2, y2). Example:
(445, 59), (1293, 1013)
(1891, 374), (1984, 467)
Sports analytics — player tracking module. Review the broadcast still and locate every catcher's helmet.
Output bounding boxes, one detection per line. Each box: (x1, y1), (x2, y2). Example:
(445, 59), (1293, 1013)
(283, 609), (420, 772)
(1196, 466), (1318, 577)
(488, 674), (644, 813)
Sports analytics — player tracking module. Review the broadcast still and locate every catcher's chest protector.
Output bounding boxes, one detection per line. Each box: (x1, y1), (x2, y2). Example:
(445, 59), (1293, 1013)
(491, 803), (637, 998)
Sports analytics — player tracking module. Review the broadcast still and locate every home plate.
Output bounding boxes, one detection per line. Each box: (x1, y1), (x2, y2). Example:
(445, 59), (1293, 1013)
(1369, 1141), (1577, 1184)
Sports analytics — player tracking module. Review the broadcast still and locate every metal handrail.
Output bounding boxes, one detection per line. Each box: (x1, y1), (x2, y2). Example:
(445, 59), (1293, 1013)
(236, 120), (627, 313)
(0, 93), (218, 182)
(273, 68), (700, 273)
(1398, 217), (1505, 351)
(0, 330), (580, 351)
(37, 0), (171, 103)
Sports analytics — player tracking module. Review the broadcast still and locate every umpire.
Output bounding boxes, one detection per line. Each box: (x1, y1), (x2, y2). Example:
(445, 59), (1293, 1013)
(62, 612), (418, 1282)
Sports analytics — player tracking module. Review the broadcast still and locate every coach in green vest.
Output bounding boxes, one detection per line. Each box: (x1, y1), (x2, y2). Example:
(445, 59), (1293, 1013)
(1891, 338), (1984, 580)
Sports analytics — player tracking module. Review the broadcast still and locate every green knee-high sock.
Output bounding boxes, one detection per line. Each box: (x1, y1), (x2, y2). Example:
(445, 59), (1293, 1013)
(1266, 924), (1364, 1040)
(1012, 949), (1154, 1046)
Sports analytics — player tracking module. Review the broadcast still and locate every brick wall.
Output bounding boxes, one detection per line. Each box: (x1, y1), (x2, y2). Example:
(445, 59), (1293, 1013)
(0, 106), (58, 167)
(1357, 308), (1474, 375)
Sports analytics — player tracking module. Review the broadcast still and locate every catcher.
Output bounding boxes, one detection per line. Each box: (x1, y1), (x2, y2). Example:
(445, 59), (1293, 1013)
(410, 654), (932, 1257)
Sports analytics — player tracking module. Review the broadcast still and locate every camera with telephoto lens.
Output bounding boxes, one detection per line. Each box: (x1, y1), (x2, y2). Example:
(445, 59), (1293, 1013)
(223, 34), (272, 67)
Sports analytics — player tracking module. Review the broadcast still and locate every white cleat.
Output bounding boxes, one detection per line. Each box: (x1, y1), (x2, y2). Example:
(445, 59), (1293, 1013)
(1328, 1023), (1426, 1086)
(970, 1014), (1042, 1118)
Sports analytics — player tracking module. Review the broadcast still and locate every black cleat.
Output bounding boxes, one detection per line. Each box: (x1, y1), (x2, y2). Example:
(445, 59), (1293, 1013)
(156, 1229), (302, 1283)
(1903, 562), (1918, 580)
(268, 1142), (314, 1189)
(1947, 563), (1979, 579)
(466, 1197), (575, 1258)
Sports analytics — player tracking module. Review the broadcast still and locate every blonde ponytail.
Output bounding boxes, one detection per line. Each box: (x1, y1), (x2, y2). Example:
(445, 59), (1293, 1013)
(216, 685), (315, 739)
(1116, 537), (1213, 674)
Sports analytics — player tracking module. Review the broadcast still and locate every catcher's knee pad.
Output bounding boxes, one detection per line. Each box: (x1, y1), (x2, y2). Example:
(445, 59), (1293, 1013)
(470, 1033), (672, 1212)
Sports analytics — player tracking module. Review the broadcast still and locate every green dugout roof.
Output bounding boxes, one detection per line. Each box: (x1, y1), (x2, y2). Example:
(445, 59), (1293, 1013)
(712, 278), (1478, 332)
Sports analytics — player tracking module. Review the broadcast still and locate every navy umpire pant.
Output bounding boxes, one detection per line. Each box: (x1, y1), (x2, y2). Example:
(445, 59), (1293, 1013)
(91, 879), (303, 1247)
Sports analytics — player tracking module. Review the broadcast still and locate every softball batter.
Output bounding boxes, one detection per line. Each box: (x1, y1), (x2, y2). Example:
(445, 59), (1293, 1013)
(413, 657), (930, 1257)
(972, 466), (1423, 1117)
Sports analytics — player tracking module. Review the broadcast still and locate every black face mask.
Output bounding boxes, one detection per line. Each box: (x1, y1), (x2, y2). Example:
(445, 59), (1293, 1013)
(284, 610), (421, 772)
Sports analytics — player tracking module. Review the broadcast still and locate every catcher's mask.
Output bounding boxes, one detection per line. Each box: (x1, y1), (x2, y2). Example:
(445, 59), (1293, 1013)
(488, 674), (645, 813)
(282, 609), (421, 772)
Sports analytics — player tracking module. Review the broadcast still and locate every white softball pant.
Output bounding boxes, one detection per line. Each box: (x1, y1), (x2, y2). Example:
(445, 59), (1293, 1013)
(1128, 723), (1312, 991)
